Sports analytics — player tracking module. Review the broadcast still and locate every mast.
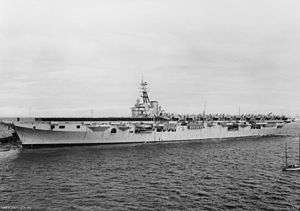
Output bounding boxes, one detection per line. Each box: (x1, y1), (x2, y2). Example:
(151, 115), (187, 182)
(140, 79), (150, 104)
(204, 101), (207, 122)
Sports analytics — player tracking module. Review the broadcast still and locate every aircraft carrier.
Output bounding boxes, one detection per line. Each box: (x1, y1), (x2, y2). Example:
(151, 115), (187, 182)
(11, 80), (292, 148)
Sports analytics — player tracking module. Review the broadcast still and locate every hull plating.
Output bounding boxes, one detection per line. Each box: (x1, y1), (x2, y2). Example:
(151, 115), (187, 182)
(15, 124), (283, 147)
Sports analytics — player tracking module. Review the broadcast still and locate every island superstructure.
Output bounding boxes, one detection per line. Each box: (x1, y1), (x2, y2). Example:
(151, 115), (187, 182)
(131, 80), (166, 118)
(12, 79), (293, 148)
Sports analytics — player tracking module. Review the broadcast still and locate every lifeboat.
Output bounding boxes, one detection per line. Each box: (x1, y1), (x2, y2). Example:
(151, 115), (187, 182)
(88, 124), (110, 132)
(238, 121), (250, 128)
(207, 121), (214, 127)
(187, 122), (204, 130)
(227, 123), (239, 131)
(118, 124), (130, 131)
(134, 123), (153, 133)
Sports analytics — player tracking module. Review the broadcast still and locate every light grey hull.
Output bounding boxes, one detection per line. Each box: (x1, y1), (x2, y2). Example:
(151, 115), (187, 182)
(14, 124), (284, 148)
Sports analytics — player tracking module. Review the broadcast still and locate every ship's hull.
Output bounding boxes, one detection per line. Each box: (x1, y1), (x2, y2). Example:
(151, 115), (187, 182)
(14, 123), (285, 148)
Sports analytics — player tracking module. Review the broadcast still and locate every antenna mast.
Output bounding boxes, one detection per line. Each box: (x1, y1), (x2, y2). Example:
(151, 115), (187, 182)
(140, 79), (150, 104)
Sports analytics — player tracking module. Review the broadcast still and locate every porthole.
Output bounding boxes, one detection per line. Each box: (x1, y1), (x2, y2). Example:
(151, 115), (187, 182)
(111, 128), (117, 133)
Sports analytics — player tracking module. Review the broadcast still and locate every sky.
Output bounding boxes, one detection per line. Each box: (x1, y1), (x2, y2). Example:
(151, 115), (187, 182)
(0, 0), (300, 117)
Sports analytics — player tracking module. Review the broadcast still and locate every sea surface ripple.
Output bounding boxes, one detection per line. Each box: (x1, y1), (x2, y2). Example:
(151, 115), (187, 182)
(1, 125), (300, 210)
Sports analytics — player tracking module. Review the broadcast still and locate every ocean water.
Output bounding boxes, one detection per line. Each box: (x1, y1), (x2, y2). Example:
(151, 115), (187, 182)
(1, 126), (300, 210)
